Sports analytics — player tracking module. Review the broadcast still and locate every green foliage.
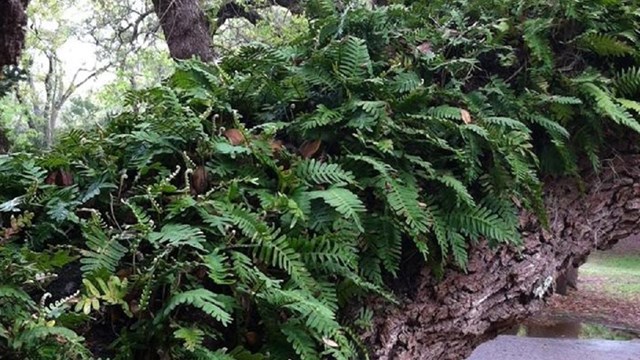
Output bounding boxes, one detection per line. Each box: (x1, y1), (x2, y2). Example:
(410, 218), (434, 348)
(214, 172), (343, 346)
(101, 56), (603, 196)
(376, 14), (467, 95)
(2, 0), (640, 358)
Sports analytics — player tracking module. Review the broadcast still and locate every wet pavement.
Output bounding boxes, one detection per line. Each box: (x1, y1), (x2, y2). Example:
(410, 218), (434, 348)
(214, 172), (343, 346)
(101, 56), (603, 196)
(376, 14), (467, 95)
(468, 335), (640, 360)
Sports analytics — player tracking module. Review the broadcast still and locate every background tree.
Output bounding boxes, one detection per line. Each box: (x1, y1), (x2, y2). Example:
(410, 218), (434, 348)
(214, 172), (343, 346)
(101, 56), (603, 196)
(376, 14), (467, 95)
(1, 0), (172, 149)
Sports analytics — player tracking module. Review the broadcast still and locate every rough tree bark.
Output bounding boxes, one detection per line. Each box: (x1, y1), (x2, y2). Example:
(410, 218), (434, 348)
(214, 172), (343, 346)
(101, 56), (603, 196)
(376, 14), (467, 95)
(151, 0), (216, 62)
(0, 0), (30, 153)
(0, 0), (29, 68)
(360, 153), (640, 359)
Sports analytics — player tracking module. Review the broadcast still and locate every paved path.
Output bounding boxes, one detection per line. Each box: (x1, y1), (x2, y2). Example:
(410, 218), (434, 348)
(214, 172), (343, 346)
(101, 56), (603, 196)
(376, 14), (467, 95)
(468, 335), (640, 360)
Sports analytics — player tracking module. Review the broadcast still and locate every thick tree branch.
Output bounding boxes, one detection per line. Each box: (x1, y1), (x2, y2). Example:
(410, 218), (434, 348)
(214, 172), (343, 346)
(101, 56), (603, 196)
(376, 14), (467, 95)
(362, 153), (640, 359)
(216, 2), (262, 26)
(215, 0), (303, 27)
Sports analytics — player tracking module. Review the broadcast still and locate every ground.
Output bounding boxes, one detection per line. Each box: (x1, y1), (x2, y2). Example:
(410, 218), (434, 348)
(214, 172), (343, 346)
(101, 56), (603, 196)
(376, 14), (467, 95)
(468, 237), (640, 360)
(529, 236), (640, 337)
(468, 335), (640, 360)
(491, 235), (640, 340)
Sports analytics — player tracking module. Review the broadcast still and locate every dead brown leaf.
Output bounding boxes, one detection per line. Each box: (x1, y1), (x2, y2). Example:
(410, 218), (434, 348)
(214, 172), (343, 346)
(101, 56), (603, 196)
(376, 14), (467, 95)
(191, 166), (209, 194)
(460, 109), (472, 124)
(299, 139), (322, 158)
(224, 128), (245, 145)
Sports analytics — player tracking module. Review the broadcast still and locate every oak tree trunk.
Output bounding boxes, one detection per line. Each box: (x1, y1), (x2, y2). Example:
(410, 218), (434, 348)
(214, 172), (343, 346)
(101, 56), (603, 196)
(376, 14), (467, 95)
(360, 153), (640, 359)
(0, 0), (29, 153)
(0, 0), (29, 68)
(0, 128), (9, 154)
(151, 0), (215, 62)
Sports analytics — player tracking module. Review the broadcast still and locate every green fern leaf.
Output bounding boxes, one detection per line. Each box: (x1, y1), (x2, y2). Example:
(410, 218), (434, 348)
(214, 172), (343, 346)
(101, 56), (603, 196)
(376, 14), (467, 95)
(614, 67), (640, 97)
(581, 83), (640, 133)
(307, 188), (366, 232)
(384, 179), (431, 235)
(281, 321), (320, 359)
(433, 174), (475, 207)
(148, 223), (206, 251)
(80, 222), (127, 275)
(255, 235), (317, 289)
(13, 326), (83, 349)
(295, 159), (355, 186)
(580, 33), (634, 57)
(156, 289), (232, 326)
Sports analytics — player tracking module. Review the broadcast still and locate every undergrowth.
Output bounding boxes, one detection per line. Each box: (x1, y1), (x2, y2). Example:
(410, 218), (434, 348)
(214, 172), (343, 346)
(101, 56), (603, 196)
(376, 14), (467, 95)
(2, 0), (640, 358)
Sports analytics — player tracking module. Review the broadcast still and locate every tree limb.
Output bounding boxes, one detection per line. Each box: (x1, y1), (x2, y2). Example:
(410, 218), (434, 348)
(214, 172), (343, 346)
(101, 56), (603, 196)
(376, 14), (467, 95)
(361, 153), (640, 359)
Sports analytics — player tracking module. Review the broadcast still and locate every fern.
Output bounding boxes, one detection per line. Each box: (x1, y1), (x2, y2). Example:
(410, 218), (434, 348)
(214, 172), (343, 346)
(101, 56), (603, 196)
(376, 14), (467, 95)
(265, 289), (341, 336)
(307, 188), (366, 232)
(0, 285), (33, 303)
(148, 223), (207, 251)
(614, 67), (640, 97)
(391, 71), (422, 93)
(4, 0), (640, 357)
(79, 222), (127, 275)
(12, 326), (84, 349)
(299, 105), (343, 131)
(433, 174), (476, 207)
(580, 33), (634, 57)
(580, 82), (640, 133)
(281, 321), (320, 359)
(156, 289), (232, 326)
(384, 179), (431, 235)
(447, 205), (516, 245)
(333, 36), (372, 80)
(524, 114), (570, 139)
(255, 235), (317, 289)
(295, 159), (355, 186)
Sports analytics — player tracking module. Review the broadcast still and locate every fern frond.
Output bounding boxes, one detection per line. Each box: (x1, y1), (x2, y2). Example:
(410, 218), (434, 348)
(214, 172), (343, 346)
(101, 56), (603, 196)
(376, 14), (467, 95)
(482, 117), (529, 132)
(201, 250), (234, 285)
(148, 223), (207, 251)
(291, 235), (358, 272)
(255, 235), (316, 289)
(447, 205), (515, 245)
(334, 37), (372, 80)
(614, 67), (640, 97)
(580, 82), (640, 132)
(433, 174), (475, 207)
(307, 188), (366, 232)
(156, 289), (232, 326)
(580, 33), (634, 57)
(80, 223), (127, 275)
(281, 321), (320, 359)
(427, 106), (463, 120)
(299, 105), (343, 131)
(391, 71), (422, 93)
(13, 326), (84, 349)
(617, 98), (640, 115)
(524, 114), (570, 139)
(265, 289), (340, 336)
(384, 179), (431, 235)
(295, 159), (355, 186)
(0, 285), (33, 304)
